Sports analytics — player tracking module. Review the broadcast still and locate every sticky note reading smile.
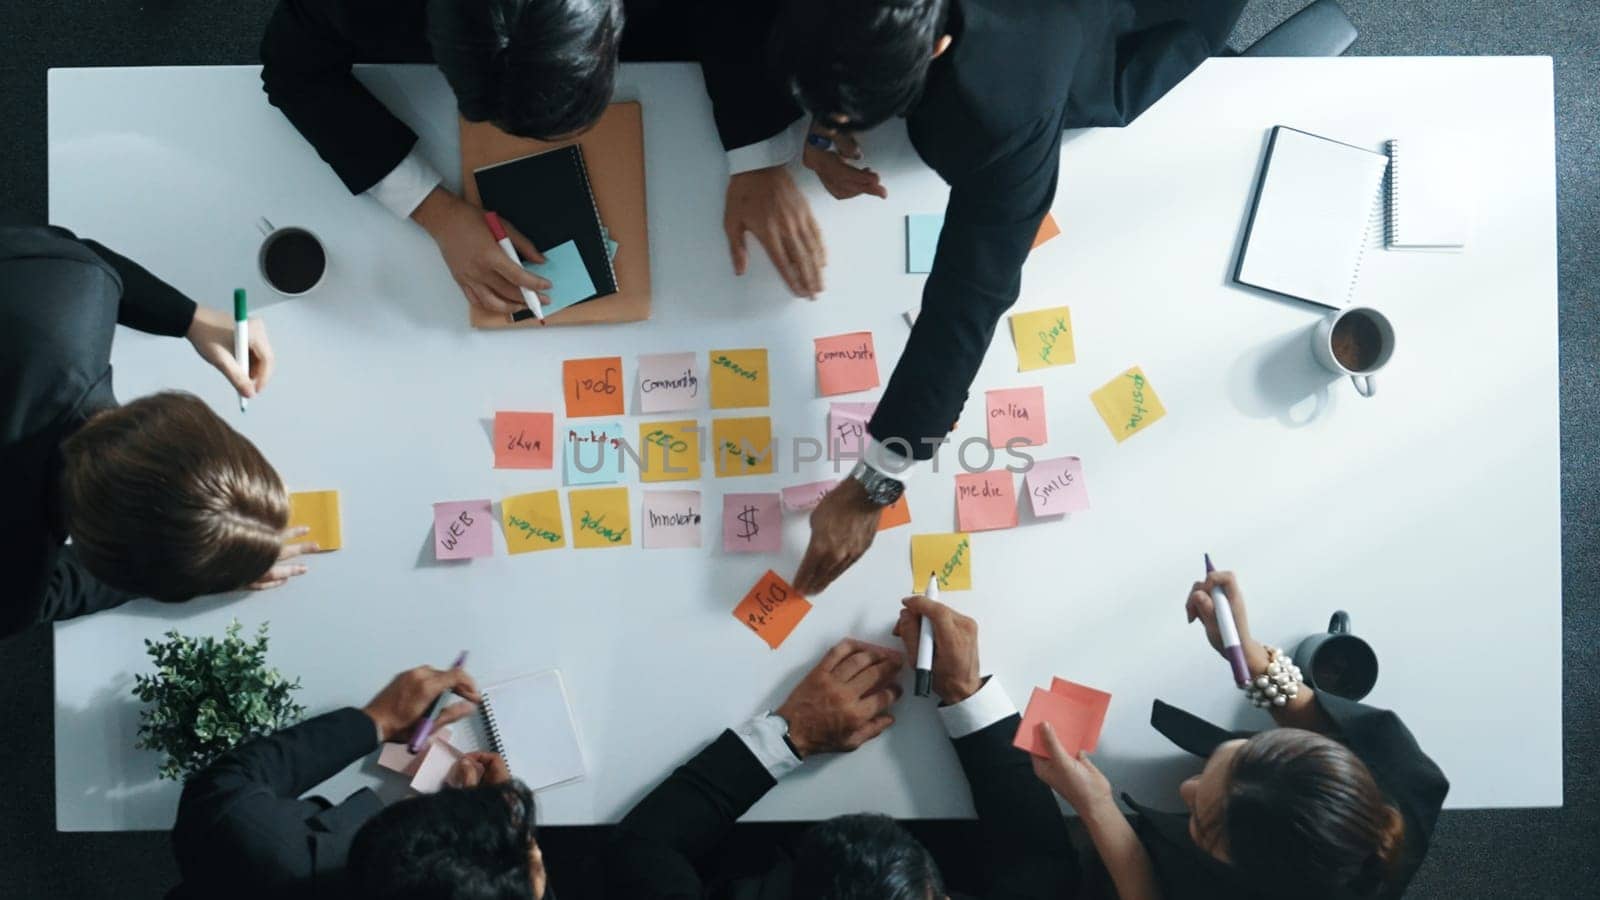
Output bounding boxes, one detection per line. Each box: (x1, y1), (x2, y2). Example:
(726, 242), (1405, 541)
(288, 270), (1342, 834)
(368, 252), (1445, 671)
(433, 499), (494, 560)
(1090, 366), (1167, 442)
(813, 331), (880, 396)
(288, 490), (342, 551)
(500, 490), (566, 554)
(911, 532), (972, 591)
(569, 487), (632, 548)
(709, 349), (769, 409)
(733, 570), (811, 649)
(563, 357), (625, 418)
(1024, 456), (1089, 517)
(1009, 306), (1075, 371)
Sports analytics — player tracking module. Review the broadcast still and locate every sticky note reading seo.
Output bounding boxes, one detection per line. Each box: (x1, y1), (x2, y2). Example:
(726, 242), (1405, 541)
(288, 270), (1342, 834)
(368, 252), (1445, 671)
(709, 349), (769, 409)
(1009, 306), (1075, 372)
(642, 490), (702, 549)
(828, 402), (876, 460)
(564, 421), (625, 486)
(288, 490), (341, 551)
(1012, 687), (1097, 759)
(569, 486), (632, 549)
(1091, 366), (1167, 443)
(563, 357), (625, 418)
(638, 419), (701, 483)
(782, 480), (837, 512)
(433, 499), (494, 560)
(733, 570), (812, 650)
(986, 386), (1048, 450)
(500, 490), (566, 554)
(712, 416), (775, 477)
(878, 493), (912, 531)
(813, 331), (880, 396)
(493, 412), (554, 469)
(911, 532), (972, 591)
(1025, 456), (1089, 517)
(723, 492), (783, 553)
(637, 352), (703, 414)
(954, 471), (1018, 532)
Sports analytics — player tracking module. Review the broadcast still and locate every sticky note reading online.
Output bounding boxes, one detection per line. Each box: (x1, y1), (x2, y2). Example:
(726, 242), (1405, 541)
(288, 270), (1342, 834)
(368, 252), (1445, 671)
(638, 419), (701, 483)
(288, 490), (341, 552)
(563, 357), (625, 418)
(709, 348), (769, 409)
(712, 416), (775, 477)
(813, 331), (880, 396)
(493, 411), (554, 469)
(433, 499), (494, 560)
(500, 491), (566, 554)
(723, 492), (782, 553)
(986, 386), (1048, 450)
(1009, 306), (1075, 371)
(637, 352), (703, 414)
(569, 486), (632, 548)
(911, 532), (972, 591)
(1025, 456), (1089, 517)
(642, 490), (702, 549)
(955, 471), (1018, 532)
(734, 570), (811, 649)
(564, 421), (625, 486)
(1091, 366), (1167, 442)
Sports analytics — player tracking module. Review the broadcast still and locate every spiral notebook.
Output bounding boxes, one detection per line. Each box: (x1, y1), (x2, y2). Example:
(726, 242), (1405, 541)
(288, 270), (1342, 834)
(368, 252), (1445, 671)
(450, 668), (587, 792)
(1384, 138), (1471, 249)
(1234, 126), (1390, 309)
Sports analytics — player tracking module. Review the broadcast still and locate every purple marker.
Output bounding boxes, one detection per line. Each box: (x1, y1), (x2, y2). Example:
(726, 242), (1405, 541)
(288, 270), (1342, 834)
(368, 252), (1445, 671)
(408, 650), (469, 752)
(1205, 555), (1251, 686)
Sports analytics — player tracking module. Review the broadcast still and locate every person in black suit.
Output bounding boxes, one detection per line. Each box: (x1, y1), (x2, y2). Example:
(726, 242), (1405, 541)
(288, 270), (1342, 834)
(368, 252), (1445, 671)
(604, 599), (1076, 899)
(1027, 570), (1448, 900)
(697, 0), (1246, 596)
(0, 223), (309, 639)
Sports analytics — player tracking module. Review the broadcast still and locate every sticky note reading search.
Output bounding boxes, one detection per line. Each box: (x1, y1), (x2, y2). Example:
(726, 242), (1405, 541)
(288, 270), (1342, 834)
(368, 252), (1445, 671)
(878, 494), (912, 531)
(1012, 687), (1097, 759)
(433, 499), (494, 560)
(569, 486), (632, 549)
(723, 492), (782, 553)
(828, 402), (876, 460)
(1009, 306), (1075, 371)
(493, 411), (554, 469)
(564, 421), (625, 486)
(782, 480), (837, 512)
(1091, 366), (1167, 442)
(1050, 677), (1112, 753)
(911, 532), (972, 591)
(288, 490), (341, 551)
(906, 213), (943, 273)
(500, 490), (566, 554)
(955, 471), (1018, 532)
(709, 349), (769, 409)
(637, 352), (703, 414)
(813, 332), (880, 396)
(521, 241), (596, 313)
(734, 570), (811, 650)
(642, 490), (702, 549)
(986, 386), (1048, 450)
(712, 416), (775, 477)
(563, 357), (625, 418)
(638, 419), (701, 483)
(1025, 456), (1089, 517)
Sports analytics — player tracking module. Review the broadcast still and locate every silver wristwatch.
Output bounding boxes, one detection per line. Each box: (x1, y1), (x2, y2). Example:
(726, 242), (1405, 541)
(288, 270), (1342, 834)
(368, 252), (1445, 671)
(850, 460), (905, 507)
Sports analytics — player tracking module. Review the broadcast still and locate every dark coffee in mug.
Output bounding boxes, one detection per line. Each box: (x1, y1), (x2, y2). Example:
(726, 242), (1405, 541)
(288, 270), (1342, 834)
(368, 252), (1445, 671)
(261, 228), (326, 295)
(1331, 311), (1383, 372)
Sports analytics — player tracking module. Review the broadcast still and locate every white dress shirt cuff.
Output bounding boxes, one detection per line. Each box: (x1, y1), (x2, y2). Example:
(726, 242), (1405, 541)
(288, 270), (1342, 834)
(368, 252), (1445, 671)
(726, 117), (809, 175)
(936, 676), (1018, 739)
(733, 712), (803, 781)
(864, 436), (930, 484)
(365, 148), (443, 219)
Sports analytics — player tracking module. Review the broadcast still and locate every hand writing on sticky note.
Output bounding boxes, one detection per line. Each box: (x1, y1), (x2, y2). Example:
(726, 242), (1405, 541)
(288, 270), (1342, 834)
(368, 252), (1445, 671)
(434, 500), (494, 560)
(910, 533), (972, 591)
(1090, 366), (1167, 442)
(493, 412), (554, 469)
(954, 471), (1018, 532)
(563, 357), (625, 418)
(1009, 306), (1075, 371)
(733, 570), (811, 649)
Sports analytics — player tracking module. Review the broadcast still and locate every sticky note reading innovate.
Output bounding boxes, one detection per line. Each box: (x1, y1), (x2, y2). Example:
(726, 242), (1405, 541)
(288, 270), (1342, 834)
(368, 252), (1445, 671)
(723, 492), (783, 553)
(563, 356), (625, 418)
(637, 352), (703, 414)
(521, 241), (596, 313)
(500, 490), (566, 554)
(813, 332), (880, 396)
(564, 421), (626, 486)
(569, 486), (632, 549)
(733, 570), (812, 649)
(433, 499), (494, 560)
(986, 386), (1048, 450)
(782, 480), (837, 512)
(288, 490), (342, 552)
(911, 532), (972, 591)
(1012, 687), (1096, 759)
(638, 419), (702, 483)
(1091, 366), (1167, 442)
(1009, 306), (1075, 371)
(828, 402), (876, 460)
(712, 416), (775, 477)
(954, 471), (1018, 532)
(493, 411), (555, 469)
(1025, 456), (1089, 518)
(709, 349), (770, 409)
(642, 490), (703, 549)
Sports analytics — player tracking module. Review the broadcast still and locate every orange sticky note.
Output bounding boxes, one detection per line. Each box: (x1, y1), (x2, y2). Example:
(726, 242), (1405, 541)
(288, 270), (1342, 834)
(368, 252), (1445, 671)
(813, 332), (880, 396)
(288, 490), (341, 551)
(563, 357), (625, 418)
(712, 416), (775, 477)
(1013, 687), (1097, 759)
(493, 412), (554, 469)
(877, 494), (912, 531)
(733, 570), (811, 649)
(1050, 678), (1112, 753)
(638, 419), (702, 482)
(1031, 212), (1061, 249)
(709, 349), (770, 409)
(954, 471), (1017, 532)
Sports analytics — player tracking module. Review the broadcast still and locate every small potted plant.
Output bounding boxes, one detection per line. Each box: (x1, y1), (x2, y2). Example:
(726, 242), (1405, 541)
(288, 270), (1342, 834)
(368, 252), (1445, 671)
(132, 620), (307, 781)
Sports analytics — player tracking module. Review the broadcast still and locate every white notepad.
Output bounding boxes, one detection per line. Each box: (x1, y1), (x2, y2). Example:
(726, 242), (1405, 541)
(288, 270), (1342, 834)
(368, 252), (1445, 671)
(1385, 138), (1472, 249)
(450, 668), (586, 792)
(1234, 126), (1390, 308)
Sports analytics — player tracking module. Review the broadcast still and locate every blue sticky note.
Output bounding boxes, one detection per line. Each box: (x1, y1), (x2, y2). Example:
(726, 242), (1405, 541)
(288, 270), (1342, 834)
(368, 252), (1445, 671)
(906, 213), (943, 273)
(564, 420), (626, 486)
(523, 241), (598, 314)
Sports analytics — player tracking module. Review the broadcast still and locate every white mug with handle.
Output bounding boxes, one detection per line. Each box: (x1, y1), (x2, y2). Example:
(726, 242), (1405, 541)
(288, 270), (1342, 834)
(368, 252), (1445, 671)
(1311, 306), (1395, 398)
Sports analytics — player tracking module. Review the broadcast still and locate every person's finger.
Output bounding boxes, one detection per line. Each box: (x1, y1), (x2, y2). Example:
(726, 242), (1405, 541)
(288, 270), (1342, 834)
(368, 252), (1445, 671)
(447, 756), (484, 789)
(795, 221), (826, 294)
(279, 541), (318, 561)
(806, 211), (827, 269)
(1076, 750), (1103, 775)
(285, 526), (311, 540)
(488, 251), (549, 294)
(724, 217), (750, 276)
(215, 352), (255, 397)
(1039, 722), (1074, 768)
(422, 666), (481, 704)
(1189, 590), (1215, 626)
(753, 225), (805, 296)
(844, 713), (895, 748)
(893, 609), (920, 658)
(834, 132), (863, 160)
(249, 319), (275, 393)
(858, 681), (903, 716)
(464, 282), (518, 315)
(1206, 570), (1238, 599)
(434, 699), (478, 728)
(792, 540), (827, 595)
(480, 273), (532, 312)
(901, 594), (958, 638)
(818, 638), (860, 673)
(831, 646), (877, 681)
(504, 221), (546, 264)
(843, 649), (904, 688)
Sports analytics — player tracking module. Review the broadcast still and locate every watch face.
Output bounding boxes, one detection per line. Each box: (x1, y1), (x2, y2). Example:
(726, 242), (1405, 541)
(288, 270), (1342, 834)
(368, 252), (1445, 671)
(869, 476), (904, 506)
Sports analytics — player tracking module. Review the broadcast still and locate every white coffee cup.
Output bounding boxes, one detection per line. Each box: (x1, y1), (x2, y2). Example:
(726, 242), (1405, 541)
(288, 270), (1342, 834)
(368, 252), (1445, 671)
(1311, 306), (1394, 398)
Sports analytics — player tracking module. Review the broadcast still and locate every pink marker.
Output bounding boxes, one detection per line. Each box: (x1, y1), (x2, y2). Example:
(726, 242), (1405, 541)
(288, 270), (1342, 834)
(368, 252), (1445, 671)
(1205, 554), (1251, 686)
(484, 212), (544, 325)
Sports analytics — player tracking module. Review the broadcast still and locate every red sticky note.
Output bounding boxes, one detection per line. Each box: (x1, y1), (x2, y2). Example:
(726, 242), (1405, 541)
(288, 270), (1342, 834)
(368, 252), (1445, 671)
(814, 332), (880, 396)
(1050, 677), (1112, 753)
(563, 357), (625, 418)
(493, 412), (554, 469)
(733, 570), (812, 649)
(877, 494), (912, 531)
(986, 386), (1048, 450)
(954, 470), (1018, 532)
(1013, 687), (1096, 759)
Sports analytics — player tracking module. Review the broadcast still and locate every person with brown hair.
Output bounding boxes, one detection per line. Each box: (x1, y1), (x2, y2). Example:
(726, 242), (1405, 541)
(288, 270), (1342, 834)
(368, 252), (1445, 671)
(1029, 570), (1448, 900)
(0, 223), (313, 639)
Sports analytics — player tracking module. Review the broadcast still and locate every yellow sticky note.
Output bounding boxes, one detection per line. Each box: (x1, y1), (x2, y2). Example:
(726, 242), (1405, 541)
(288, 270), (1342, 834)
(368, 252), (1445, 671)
(1090, 365), (1167, 443)
(912, 532), (972, 592)
(638, 419), (702, 483)
(712, 416), (775, 477)
(709, 349), (770, 409)
(1009, 306), (1075, 371)
(500, 491), (566, 554)
(288, 490), (341, 552)
(569, 487), (632, 549)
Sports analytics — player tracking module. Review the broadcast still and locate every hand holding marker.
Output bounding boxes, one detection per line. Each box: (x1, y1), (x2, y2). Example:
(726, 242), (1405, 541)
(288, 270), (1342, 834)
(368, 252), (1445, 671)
(409, 650), (470, 752)
(233, 289), (249, 412)
(484, 212), (544, 324)
(1205, 553), (1251, 686)
(915, 572), (937, 697)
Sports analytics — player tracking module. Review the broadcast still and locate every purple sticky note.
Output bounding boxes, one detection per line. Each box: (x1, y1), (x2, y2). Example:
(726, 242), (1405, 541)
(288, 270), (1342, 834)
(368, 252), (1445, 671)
(1024, 456), (1089, 517)
(827, 402), (877, 460)
(433, 499), (494, 559)
(781, 480), (838, 512)
(723, 492), (782, 553)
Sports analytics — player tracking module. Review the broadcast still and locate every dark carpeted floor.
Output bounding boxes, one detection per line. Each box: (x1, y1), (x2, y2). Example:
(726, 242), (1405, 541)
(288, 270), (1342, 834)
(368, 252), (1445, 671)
(1, 1), (1594, 897)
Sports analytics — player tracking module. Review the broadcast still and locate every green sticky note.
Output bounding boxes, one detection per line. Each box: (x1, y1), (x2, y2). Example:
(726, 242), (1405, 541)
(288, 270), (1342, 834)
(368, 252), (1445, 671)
(906, 213), (943, 273)
(523, 241), (597, 313)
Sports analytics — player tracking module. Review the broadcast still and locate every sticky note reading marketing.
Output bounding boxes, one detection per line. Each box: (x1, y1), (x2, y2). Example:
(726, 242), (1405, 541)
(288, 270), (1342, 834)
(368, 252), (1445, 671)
(563, 357), (625, 418)
(500, 490), (566, 554)
(1049, 677), (1112, 753)
(712, 416), (775, 477)
(642, 490), (702, 549)
(521, 241), (596, 313)
(986, 386), (1048, 450)
(709, 348), (769, 409)
(493, 411), (555, 469)
(288, 490), (341, 551)
(733, 569), (812, 650)
(813, 332), (880, 396)
(878, 493), (912, 531)
(564, 421), (626, 486)
(906, 213), (943, 273)
(723, 492), (783, 553)
(1009, 306), (1075, 372)
(911, 532), (972, 591)
(1025, 456), (1089, 518)
(954, 471), (1018, 532)
(1012, 687), (1097, 759)
(637, 352), (703, 414)
(1091, 366), (1167, 442)
(782, 480), (838, 512)
(569, 486), (632, 549)
(433, 499), (494, 560)
(828, 402), (876, 460)
(638, 419), (702, 483)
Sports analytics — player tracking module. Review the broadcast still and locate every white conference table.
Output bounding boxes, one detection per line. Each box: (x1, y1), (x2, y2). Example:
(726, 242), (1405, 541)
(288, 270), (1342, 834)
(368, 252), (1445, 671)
(48, 58), (1560, 831)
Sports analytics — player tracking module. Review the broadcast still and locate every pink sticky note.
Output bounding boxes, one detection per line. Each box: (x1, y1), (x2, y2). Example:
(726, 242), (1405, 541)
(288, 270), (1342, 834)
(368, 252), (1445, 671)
(987, 386), (1047, 450)
(954, 470), (1018, 532)
(827, 402), (877, 460)
(433, 499), (494, 560)
(814, 332), (881, 396)
(409, 740), (463, 793)
(723, 492), (782, 553)
(1012, 687), (1096, 759)
(642, 490), (703, 549)
(782, 480), (838, 512)
(1025, 456), (1089, 517)
(1050, 678), (1112, 753)
(378, 726), (453, 777)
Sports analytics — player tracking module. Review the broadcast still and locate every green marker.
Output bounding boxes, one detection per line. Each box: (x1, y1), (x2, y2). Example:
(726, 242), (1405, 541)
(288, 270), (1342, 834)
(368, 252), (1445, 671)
(233, 288), (249, 412)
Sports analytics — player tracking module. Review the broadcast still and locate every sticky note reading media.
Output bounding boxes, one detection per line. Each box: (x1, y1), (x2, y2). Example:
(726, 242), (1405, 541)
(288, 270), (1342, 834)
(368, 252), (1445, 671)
(642, 490), (702, 549)
(813, 332), (880, 396)
(1091, 366), (1167, 442)
(712, 416), (775, 477)
(493, 412), (554, 469)
(564, 422), (625, 486)
(723, 493), (782, 553)
(827, 402), (876, 460)
(520, 241), (595, 313)
(911, 532), (972, 591)
(638, 419), (701, 483)
(433, 499), (494, 560)
(500, 490), (565, 554)
(563, 357), (625, 418)
(954, 471), (1018, 532)
(1012, 687), (1096, 759)
(1025, 456), (1089, 517)
(1009, 306), (1075, 371)
(569, 487), (631, 548)
(986, 386), (1048, 449)
(734, 570), (811, 649)
(637, 352), (703, 413)
(709, 349), (769, 409)
(288, 490), (341, 551)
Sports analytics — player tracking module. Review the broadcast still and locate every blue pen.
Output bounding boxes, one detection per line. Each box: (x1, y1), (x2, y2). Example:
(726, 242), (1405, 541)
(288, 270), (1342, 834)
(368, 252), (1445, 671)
(408, 650), (469, 752)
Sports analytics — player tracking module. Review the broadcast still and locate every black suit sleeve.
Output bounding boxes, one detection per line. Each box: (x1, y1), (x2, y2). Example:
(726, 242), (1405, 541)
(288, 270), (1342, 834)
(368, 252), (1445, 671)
(695, 0), (804, 153)
(952, 714), (1078, 899)
(79, 239), (197, 337)
(604, 729), (779, 899)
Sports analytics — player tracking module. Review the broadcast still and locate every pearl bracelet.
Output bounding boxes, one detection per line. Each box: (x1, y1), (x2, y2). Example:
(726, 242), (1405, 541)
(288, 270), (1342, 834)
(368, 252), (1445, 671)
(1242, 645), (1303, 708)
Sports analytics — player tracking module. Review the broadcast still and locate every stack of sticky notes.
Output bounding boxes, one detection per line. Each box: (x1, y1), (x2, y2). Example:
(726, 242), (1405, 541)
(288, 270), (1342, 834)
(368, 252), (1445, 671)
(1013, 677), (1112, 758)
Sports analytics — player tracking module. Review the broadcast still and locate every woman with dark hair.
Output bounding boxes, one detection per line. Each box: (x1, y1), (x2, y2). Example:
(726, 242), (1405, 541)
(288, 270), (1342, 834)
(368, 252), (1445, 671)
(1030, 570), (1448, 899)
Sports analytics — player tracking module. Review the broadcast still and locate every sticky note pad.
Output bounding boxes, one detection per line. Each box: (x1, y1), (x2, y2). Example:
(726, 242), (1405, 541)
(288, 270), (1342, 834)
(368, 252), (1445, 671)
(637, 352), (703, 413)
(986, 386), (1048, 450)
(288, 490), (341, 552)
(782, 480), (837, 512)
(410, 739), (463, 793)
(828, 402), (876, 460)
(813, 332), (880, 396)
(493, 411), (555, 469)
(906, 213), (943, 273)
(1050, 677), (1112, 753)
(709, 349), (769, 409)
(1013, 687), (1097, 759)
(433, 499), (494, 560)
(1009, 307), (1075, 371)
(500, 490), (566, 554)
(955, 471), (1018, 532)
(723, 492), (782, 553)
(521, 241), (596, 313)
(1032, 212), (1061, 249)
(712, 416), (775, 477)
(564, 421), (626, 486)
(1025, 456), (1089, 517)
(1091, 366), (1167, 442)
(878, 494), (912, 531)
(638, 419), (702, 483)
(734, 570), (811, 650)
(912, 532), (972, 591)
(642, 490), (702, 549)
(569, 486), (632, 548)
(563, 357), (625, 418)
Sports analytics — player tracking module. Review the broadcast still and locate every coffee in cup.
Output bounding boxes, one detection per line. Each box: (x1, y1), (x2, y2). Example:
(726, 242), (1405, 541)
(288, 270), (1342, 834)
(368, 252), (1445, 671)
(1294, 611), (1379, 701)
(257, 218), (326, 296)
(1311, 306), (1394, 398)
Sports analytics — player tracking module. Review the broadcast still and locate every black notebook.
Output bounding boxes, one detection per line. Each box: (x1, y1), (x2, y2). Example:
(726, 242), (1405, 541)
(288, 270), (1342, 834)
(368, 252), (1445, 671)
(474, 145), (617, 309)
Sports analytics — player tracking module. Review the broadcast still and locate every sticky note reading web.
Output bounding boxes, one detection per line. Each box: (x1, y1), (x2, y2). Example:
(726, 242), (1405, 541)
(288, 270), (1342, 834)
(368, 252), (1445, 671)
(521, 241), (596, 313)
(906, 213), (943, 273)
(500, 490), (566, 554)
(1091, 366), (1167, 442)
(569, 486), (632, 548)
(288, 490), (341, 551)
(637, 352), (703, 414)
(493, 411), (554, 469)
(734, 570), (811, 649)
(911, 532), (972, 591)
(642, 490), (702, 549)
(1012, 687), (1097, 759)
(986, 386), (1048, 450)
(564, 421), (626, 486)
(813, 331), (880, 396)
(723, 492), (782, 553)
(1025, 456), (1089, 517)
(1009, 306), (1075, 372)
(563, 357), (625, 418)
(782, 480), (838, 512)
(712, 416), (775, 477)
(433, 499), (494, 560)
(828, 402), (876, 460)
(638, 419), (701, 483)
(878, 494), (912, 531)
(955, 471), (1018, 532)
(1049, 677), (1112, 753)
(709, 348), (769, 409)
